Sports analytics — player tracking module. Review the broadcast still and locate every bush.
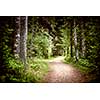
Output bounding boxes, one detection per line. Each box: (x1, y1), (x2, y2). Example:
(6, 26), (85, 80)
(64, 57), (97, 73)
(27, 59), (49, 82)
(0, 57), (49, 83)
(27, 31), (51, 59)
(64, 57), (76, 64)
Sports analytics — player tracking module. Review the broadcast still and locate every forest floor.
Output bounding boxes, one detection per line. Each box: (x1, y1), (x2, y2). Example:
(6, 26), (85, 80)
(42, 56), (99, 83)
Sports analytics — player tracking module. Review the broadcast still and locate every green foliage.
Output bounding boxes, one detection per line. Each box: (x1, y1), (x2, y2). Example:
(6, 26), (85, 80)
(0, 57), (49, 82)
(64, 57), (97, 73)
(64, 57), (76, 64)
(78, 59), (92, 67)
(27, 59), (49, 82)
(27, 30), (53, 59)
(1, 16), (100, 82)
(1, 25), (13, 59)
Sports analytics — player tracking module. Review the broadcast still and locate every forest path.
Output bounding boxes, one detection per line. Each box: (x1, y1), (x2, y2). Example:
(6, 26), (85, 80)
(42, 56), (87, 83)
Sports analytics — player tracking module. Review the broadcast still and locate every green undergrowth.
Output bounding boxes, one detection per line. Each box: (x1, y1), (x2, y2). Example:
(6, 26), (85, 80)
(64, 57), (100, 82)
(64, 58), (100, 83)
(27, 58), (49, 82)
(64, 57), (99, 74)
(0, 57), (49, 82)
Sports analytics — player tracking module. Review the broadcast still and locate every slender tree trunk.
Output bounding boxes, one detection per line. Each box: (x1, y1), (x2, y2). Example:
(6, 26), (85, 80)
(81, 31), (86, 57)
(20, 16), (28, 69)
(73, 18), (79, 61)
(80, 21), (86, 57)
(29, 28), (34, 59)
(70, 21), (73, 57)
(48, 30), (53, 58)
(14, 16), (20, 57)
(79, 32), (82, 57)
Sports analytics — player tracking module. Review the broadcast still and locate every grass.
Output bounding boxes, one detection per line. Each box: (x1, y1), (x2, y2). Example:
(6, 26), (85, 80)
(64, 57), (98, 74)
(64, 57), (100, 82)
(0, 57), (49, 83)
(27, 58), (49, 82)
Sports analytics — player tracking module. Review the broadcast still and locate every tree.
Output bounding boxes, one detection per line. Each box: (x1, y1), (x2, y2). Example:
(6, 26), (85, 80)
(20, 16), (28, 69)
(73, 18), (79, 61)
(81, 27), (86, 57)
(70, 20), (73, 57)
(14, 16), (20, 57)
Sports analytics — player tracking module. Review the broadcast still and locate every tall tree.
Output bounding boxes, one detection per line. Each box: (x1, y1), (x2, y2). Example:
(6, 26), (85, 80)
(70, 20), (73, 57)
(14, 16), (20, 57)
(81, 29), (86, 57)
(73, 18), (79, 61)
(20, 16), (28, 68)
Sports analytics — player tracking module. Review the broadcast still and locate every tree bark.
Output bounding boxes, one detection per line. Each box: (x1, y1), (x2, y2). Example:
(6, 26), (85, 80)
(20, 16), (28, 69)
(81, 32), (86, 57)
(73, 18), (79, 61)
(14, 16), (20, 57)
(80, 20), (86, 57)
(70, 21), (73, 57)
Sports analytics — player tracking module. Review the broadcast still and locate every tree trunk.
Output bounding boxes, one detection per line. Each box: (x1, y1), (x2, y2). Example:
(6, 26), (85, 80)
(73, 18), (79, 61)
(20, 16), (28, 69)
(14, 16), (20, 57)
(80, 21), (86, 57)
(70, 21), (73, 57)
(81, 32), (86, 57)
(48, 30), (53, 58)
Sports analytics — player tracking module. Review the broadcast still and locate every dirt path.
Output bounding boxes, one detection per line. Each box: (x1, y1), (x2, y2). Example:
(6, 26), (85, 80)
(42, 56), (91, 83)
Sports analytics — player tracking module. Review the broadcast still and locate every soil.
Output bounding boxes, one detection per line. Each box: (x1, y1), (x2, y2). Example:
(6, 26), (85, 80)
(42, 56), (99, 83)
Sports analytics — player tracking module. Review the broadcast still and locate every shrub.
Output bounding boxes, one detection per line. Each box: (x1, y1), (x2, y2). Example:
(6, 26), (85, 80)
(64, 57), (97, 73)
(7, 58), (49, 82)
